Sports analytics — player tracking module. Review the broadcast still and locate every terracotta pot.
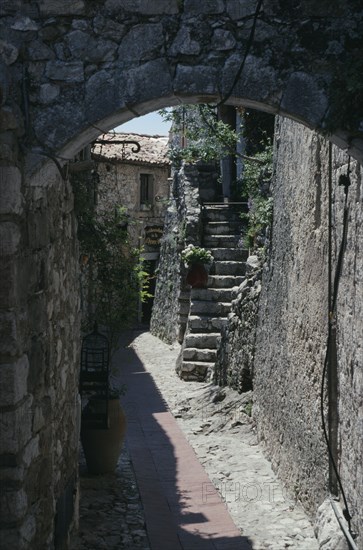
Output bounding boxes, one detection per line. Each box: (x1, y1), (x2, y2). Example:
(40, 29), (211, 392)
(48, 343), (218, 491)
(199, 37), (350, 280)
(186, 262), (208, 288)
(81, 398), (126, 474)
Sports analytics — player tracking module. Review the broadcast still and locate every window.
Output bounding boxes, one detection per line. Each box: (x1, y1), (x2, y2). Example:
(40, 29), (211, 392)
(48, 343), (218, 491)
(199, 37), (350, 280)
(140, 174), (153, 208)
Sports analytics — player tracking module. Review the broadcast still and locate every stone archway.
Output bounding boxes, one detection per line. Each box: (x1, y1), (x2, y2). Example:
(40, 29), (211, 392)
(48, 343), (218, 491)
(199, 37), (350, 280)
(0, 0), (360, 170)
(1, 1), (362, 547)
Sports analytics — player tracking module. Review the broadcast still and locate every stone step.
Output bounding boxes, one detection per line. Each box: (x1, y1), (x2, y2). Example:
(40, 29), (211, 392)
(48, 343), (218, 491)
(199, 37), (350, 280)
(191, 288), (234, 302)
(183, 348), (217, 362)
(179, 361), (214, 381)
(189, 315), (228, 332)
(203, 205), (247, 222)
(208, 275), (245, 288)
(213, 261), (246, 276)
(205, 235), (239, 248)
(204, 222), (241, 235)
(184, 332), (220, 349)
(212, 248), (248, 261)
(190, 300), (232, 316)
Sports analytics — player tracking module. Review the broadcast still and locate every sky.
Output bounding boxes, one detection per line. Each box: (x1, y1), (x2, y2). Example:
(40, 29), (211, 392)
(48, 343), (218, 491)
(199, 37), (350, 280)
(115, 110), (172, 136)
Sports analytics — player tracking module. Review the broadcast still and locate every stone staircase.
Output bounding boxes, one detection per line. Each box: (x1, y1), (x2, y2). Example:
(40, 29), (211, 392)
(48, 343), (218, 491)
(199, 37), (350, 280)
(179, 204), (248, 381)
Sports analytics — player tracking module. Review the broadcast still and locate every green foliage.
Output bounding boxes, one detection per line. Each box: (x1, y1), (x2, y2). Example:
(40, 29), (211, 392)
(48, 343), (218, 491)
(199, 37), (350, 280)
(72, 172), (149, 352)
(181, 244), (213, 266)
(160, 104), (274, 252)
(241, 139), (273, 197)
(244, 196), (273, 249)
(159, 105), (239, 164)
(243, 401), (253, 417)
(240, 139), (273, 250)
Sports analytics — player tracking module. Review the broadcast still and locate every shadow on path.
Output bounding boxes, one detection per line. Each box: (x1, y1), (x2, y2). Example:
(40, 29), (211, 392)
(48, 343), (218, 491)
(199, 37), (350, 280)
(117, 330), (253, 550)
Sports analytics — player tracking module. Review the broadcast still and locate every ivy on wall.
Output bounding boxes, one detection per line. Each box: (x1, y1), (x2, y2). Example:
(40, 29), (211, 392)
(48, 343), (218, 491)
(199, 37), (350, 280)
(72, 169), (149, 351)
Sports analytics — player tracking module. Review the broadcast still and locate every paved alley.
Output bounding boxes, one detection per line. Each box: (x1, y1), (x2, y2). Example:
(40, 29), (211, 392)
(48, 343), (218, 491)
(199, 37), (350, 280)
(72, 330), (318, 549)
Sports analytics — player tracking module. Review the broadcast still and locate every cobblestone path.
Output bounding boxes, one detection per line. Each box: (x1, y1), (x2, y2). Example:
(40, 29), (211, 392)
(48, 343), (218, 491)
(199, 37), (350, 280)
(71, 330), (318, 550)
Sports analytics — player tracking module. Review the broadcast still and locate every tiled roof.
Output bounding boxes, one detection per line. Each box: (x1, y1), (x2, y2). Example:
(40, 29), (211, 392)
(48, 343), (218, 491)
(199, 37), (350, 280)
(92, 132), (171, 166)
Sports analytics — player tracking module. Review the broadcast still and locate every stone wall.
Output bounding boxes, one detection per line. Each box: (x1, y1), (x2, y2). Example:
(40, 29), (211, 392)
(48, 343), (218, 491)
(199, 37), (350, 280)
(333, 148), (363, 546)
(0, 162), (81, 548)
(253, 118), (362, 543)
(150, 163), (210, 343)
(213, 117), (362, 545)
(254, 117), (330, 517)
(1, 0), (363, 169)
(95, 161), (170, 248)
(214, 255), (262, 393)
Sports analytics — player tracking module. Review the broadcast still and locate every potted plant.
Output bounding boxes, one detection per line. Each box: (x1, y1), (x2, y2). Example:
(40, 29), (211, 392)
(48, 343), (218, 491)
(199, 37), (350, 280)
(181, 244), (213, 288)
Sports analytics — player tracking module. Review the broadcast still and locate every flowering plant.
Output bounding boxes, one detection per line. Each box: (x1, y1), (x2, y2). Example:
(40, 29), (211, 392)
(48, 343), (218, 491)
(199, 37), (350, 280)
(181, 244), (213, 267)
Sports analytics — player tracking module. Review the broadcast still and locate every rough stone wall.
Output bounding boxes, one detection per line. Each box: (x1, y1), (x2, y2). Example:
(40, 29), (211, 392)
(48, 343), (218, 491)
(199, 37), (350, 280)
(334, 150), (363, 545)
(214, 256), (262, 393)
(254, 117), (330, 516)
(253, 117), (362, 543)
(1, 0), (363, 170)
(0, 162), (81, 548)
(150, 163), (206, 344)
(0, 0), (362, 545)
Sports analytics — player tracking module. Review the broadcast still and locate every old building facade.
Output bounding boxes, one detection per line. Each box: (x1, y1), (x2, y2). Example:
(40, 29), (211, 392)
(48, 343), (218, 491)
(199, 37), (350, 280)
(90, 132), (171, 322)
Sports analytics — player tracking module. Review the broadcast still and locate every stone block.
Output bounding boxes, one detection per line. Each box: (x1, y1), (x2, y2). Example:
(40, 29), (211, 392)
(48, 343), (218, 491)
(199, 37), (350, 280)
(0, 222), (21, 256)
(105, 0), (178, 15)
(173, 64), (218, 96)
(0, 355), (29, 407)
(34, 101), (86, 150)
(65, 31), (116, 63)
(123, 59), (173, 105)
(26, 40), (55, 62)
(10, 16), (38, 31)
(0, 166), (23, 215)
(0, 312), (18, 356)
(27, 210), (49, 250)
(280, 72), (328, 128)
(118, 24), (164, 62)
(39, 83), (60, 104)
(226, 0), (257, 19)
(169, 28), (201, 56)
(222, 53), (278, 104)
(315, 499), (349, 550)
(184, 0), (224, 14)
(212, 29), (236, 51)
(0, 39), (19, 66)
(38, 0), (85, 15)
(0, 397), (32, 455)
(0, 0), (21, 15)
(85, 70), (118, 121)
(0, 488), (27, 524)
(22, 435), (40, 467)
(45, 61), (84, 83)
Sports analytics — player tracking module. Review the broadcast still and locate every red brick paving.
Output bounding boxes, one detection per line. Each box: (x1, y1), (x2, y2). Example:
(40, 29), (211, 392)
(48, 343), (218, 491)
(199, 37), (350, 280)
(121, 341), (252, 550)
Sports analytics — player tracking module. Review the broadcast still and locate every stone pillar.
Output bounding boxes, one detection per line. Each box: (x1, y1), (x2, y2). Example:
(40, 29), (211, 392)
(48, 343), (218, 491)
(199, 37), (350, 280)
(0, 164), (33, 547)
(0, 158), (82, 547)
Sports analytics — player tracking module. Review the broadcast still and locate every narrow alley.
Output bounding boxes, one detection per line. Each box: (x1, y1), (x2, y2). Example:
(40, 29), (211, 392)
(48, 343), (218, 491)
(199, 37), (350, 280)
(72, 330), (318, 550)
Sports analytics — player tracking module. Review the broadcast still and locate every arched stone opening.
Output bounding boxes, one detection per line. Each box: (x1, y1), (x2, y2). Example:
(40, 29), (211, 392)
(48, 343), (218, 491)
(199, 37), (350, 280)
(1, 1), (362, 546)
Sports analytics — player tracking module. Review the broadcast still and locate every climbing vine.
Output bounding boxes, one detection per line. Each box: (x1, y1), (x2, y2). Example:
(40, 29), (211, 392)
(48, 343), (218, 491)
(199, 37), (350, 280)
(72, 170), (150, 352)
